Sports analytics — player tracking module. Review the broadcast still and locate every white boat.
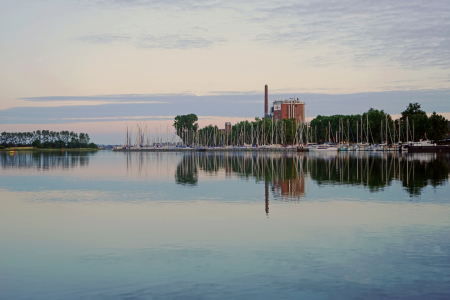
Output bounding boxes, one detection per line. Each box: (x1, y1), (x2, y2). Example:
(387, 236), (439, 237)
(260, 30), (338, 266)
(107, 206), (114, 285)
(374, 143), (387, 151)
(355, 143), (371, 151)
(309, 143), (338, 152)
(408, 140), (436, 147)
(348, 145), (359, 151)
(303, 143), (318, 150)
(337, 143), (348, 151)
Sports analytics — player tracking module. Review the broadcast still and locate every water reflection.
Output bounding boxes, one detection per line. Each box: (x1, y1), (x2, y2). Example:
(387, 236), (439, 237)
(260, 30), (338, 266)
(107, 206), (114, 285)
(310, 153), (449, 197)
(1, 150), (450, 299)
(125, 152), (181, 180)
(1, 151), (448, 200)
(175, 152), (449, 199)
(0, 150), (95, 171)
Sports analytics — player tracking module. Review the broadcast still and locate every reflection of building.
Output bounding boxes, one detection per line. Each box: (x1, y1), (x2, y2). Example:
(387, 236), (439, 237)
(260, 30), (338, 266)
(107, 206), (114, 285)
(265, 181), (269, 215)
(272, 177), (306, 200)
(272, 99), (305, 122)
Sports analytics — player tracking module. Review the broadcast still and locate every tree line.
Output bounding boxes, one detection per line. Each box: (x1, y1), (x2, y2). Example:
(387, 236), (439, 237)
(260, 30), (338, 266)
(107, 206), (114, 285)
(175, 153), (449, 196)
(0, 130), (98, 149)
(175, 116), (307, 146)
(310, 103), (448, 144)
(173, 103), (448, 146)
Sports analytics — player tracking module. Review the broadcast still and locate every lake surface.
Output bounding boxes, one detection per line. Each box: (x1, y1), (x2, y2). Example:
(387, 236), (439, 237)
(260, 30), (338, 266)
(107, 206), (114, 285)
(1, 150), (449, 299)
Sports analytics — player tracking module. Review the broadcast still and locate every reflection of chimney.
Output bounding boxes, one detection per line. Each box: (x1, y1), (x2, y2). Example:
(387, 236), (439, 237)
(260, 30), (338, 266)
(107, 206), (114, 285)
(265, 180), (269, 215)
(265, 84), (268, 117)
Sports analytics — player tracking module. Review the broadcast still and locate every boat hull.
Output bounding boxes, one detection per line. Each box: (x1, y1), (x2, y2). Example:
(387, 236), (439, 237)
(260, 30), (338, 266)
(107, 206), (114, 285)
(309, 147), (338, 152)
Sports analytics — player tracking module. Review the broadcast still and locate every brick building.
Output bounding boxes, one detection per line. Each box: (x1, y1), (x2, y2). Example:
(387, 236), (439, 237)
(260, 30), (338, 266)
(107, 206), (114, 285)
(225, 122), (232, 134)
(271, 98), (305, 122)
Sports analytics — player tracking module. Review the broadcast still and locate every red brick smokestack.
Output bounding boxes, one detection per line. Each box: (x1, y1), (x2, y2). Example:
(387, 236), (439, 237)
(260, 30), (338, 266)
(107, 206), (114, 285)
(264, 84), (268, 117)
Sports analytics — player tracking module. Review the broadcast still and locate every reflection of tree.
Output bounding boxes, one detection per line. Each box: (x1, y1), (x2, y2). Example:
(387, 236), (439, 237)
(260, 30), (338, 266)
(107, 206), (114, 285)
(310, 155), (395, 191)
(175, 152), (449, 198)
(175, 155), (198, 186)
(195, 153), (306, 182)
(402, 159), (449, 196)
(0, 151), (94, 171)
(177, 153), (307, 200)
(310, 153), (449, 196)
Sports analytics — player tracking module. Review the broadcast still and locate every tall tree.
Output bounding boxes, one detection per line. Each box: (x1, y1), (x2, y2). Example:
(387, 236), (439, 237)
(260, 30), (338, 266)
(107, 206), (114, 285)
(401, 103), (428, 141)
(173, 114), (199, 143)
(401, 102), (427, 121)
(427, 112), (448, 141)
(409, 114), (429, 141)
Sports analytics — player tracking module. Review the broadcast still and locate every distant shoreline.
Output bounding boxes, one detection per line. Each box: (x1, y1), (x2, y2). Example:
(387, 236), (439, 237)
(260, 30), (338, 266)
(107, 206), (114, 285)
(0, 147), (100, 151)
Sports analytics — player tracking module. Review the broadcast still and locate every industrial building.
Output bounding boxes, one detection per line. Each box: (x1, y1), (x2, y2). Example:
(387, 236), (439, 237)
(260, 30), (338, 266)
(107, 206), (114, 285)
(271, 98), (305, 122)
(225, 122), (232, 134)
(264, 84), (306, 122)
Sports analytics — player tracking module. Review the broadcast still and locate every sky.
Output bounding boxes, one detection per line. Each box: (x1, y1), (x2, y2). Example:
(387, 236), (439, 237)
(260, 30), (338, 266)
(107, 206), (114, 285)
(1, 0), (449, 144)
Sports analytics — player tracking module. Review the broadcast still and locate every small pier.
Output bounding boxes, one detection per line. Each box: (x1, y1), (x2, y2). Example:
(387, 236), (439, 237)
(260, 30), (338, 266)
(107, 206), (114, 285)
(408, 146), (450, 153)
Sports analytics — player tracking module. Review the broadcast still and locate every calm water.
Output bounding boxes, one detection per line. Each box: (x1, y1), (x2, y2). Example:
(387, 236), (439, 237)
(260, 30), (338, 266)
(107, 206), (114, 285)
(1, 150), (449, 299)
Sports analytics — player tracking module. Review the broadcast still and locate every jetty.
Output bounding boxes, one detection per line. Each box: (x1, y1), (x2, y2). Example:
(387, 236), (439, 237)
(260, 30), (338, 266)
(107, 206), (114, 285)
(408, 145), (450, 153)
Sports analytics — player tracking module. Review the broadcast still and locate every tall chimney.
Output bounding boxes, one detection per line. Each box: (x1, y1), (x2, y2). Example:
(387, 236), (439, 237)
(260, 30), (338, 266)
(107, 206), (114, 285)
(264, 84), (268, 117)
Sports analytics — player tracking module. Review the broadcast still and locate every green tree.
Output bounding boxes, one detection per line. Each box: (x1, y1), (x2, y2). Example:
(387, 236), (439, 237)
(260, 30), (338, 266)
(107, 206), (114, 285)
(409, 114), (428, 141)
(310, 109), (393, 144)
(427, 112), (448, 141)
(401, 103), (428, 141)
(198, 124), (222, 146)
(32, 139), (42, 148)
(173, 114), (199, 144)
(401, 102), (426, 121)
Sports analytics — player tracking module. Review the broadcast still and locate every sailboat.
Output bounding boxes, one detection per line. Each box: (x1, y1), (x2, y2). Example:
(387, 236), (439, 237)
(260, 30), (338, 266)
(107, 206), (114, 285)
(309, 122), (338, 151)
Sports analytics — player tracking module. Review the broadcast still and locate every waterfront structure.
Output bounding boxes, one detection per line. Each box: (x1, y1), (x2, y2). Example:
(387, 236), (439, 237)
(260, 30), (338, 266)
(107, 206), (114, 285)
(271, 98), (305, 122)
(225, 122), (232, 134)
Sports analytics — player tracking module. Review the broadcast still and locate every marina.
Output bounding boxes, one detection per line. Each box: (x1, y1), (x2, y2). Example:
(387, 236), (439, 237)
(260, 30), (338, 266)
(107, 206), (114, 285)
(112, 144), (450, 153)
(111, 88), (449, 154)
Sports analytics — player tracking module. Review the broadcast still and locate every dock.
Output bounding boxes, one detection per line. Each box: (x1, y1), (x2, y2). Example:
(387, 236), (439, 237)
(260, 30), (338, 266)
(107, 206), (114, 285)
(408, 146), (450, 153)
(113, 147), (308, 152)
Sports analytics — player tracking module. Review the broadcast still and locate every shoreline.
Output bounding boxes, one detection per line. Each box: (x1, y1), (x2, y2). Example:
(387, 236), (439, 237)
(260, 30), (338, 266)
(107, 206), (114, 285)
(1, 147), (100, 151)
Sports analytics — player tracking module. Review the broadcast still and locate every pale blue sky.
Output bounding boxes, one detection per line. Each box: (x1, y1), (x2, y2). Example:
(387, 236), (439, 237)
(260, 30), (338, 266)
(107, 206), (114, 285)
(1, 0), (449, 143)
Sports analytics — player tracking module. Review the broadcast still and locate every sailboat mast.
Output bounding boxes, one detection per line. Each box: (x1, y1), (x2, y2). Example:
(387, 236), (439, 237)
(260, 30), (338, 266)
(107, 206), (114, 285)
(407, 116), (409, 144)
(357, 120), (358, 144)
(366, 114), (369, 144)
(271, 118), (273, 145)
(380, 116), (383, 144)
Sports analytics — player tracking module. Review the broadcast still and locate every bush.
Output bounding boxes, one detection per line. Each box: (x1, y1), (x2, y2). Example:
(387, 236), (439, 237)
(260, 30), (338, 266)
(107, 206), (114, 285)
(54, 140), (65, 148)
(88, 143), (98, 149)
(32, 140), (42, 148)
(42, 141), (54, 148)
